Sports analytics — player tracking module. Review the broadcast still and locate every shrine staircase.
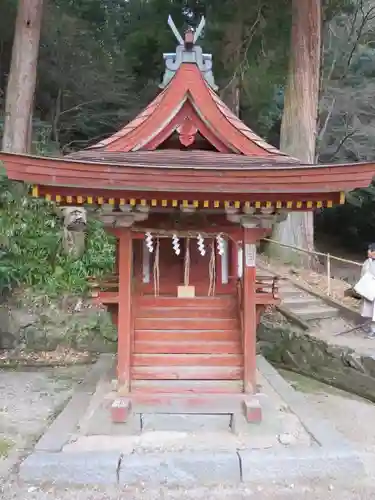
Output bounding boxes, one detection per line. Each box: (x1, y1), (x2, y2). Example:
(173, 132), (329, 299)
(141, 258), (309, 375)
(131, 295), (244, 395)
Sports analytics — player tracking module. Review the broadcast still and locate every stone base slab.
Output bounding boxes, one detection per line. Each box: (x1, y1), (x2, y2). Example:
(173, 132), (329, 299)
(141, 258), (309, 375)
(19, 451), (120, 485)
(18, 448), (366, 486)
(118, 451), (240, 485)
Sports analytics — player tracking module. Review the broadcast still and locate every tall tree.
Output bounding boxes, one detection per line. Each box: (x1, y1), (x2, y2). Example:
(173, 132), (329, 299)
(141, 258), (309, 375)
(271, 0), (321, 258)
(2, 0), (44, 153)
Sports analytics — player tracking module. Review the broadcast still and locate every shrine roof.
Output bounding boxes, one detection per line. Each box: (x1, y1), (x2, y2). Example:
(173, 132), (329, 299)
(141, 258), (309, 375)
(68, 149), (298, 168)
(0, 150), (374, 195)
(82, 18), (293, 160)
(84, 63), (292, 159)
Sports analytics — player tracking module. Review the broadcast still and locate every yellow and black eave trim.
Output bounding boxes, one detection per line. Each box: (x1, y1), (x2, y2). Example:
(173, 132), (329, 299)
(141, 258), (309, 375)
(30, 186), (345, 210)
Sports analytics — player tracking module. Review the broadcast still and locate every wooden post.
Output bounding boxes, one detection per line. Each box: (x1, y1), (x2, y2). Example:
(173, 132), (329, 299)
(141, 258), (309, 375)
(115, 238), (120, 275)
(242, 225), (257, 393)
(231, 239), (238, 280)
(117, 228), (132, 391)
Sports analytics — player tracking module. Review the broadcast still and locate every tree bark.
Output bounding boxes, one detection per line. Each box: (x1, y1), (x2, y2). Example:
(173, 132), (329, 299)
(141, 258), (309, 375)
(2, 0), (44, 153)
(271, 0), (321, 262)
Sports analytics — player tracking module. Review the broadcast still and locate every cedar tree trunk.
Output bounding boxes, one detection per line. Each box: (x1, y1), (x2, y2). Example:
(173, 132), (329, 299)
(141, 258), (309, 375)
(271, 0), (321, 262)
(2, 0), (44, 153)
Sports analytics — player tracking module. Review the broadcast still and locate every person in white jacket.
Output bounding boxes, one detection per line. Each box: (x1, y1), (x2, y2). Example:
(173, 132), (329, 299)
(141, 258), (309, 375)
(360, 243), (375, 337)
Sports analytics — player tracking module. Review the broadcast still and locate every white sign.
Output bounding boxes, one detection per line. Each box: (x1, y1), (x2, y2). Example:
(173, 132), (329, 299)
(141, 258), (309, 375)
(245, 243), (256, 267)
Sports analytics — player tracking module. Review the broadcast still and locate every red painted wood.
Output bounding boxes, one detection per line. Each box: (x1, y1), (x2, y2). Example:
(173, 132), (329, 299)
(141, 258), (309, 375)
(92, 292), (119, 304)
(137, 285), (236, 296)
(2, 153), (373, 197)
(94, 64), (280, 156)
(134, 330), (239, 342)
(3, 149), (374, 180)
(134, 237), (238, 296)
(114, 239), (119, 275)
(242, 227), (257, 394)
(7, 159), (374, 193)
(255, 295), (281, 305)
(136, 307), (236, 319)
(117, 229), (132, 390)
(136, 296), (236, 307)
(145, 100), (231, 153)
(133, 353), (242, 367)
(130, 380), (243, 394)
(134, 340), (241, 354)
(134, 318), (238, 330)
(230, 239), (238, 280)
(131, 366), (243, 380)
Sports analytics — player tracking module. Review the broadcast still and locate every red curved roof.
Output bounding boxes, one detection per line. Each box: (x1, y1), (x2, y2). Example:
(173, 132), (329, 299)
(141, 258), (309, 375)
(1, 150), (374, 195)
(88, 63), (293, 159)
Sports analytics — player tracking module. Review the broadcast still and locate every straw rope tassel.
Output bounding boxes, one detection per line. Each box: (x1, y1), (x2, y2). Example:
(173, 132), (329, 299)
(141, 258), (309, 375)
(184, 237), (190, 287)
(153, 237), (160, 297)
(208, 239), (216, 297)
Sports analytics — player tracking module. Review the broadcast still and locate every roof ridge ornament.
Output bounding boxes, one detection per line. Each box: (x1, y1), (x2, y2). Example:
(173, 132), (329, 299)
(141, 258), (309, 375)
(160, 16), (218, 91)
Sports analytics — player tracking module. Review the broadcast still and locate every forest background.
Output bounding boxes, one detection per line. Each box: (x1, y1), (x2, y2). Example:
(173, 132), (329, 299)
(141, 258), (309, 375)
(1, 0), (375, 296)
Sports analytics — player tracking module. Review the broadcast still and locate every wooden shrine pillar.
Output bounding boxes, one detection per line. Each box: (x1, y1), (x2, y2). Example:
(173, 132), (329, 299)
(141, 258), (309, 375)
(117, 228), (132, 391)
(231, 239), (238, 280)
(242, 224), (257, 393)
(115, 238), (120, 275)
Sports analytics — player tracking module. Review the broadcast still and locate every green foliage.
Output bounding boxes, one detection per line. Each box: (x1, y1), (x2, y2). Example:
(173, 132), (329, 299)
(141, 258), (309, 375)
(0, 178), (115, 296)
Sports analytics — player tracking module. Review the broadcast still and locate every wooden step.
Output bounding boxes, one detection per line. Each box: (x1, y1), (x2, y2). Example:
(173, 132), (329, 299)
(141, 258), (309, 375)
(135, 318), (238, 330)
(132, 365), (243, 380)
(136, 297), (235, 308)
(134, 330), (240, 342)
(131, 379), (244, 394)
(133, 353), (242, 367)
(134, 340), (241, 354)
(136, 307), (235, 319)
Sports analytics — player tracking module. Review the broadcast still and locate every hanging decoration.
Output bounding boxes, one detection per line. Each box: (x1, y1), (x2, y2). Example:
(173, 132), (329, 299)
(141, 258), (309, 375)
(153, 237), (160, 297)
(216, 233), (225, 256)
(208, 239), (216, 297)
(184, 237), (190, 286)
(197, 233), (206, 256)
(145, 232), (154, 253)
(172, 234), (181, 255)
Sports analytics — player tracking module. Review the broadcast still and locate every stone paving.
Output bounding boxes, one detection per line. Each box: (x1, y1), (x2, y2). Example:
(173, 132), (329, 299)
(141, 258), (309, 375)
(12, 354), (365, 487)
(1, 356), (375, 497)
(64, 366), (311, 455)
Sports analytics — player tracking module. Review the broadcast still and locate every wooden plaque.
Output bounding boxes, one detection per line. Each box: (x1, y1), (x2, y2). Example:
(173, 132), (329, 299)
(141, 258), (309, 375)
(245, 243), (256, 267)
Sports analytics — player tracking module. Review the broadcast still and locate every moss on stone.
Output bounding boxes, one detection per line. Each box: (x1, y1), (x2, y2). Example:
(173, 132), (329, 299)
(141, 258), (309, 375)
(0, 437), (13, 457)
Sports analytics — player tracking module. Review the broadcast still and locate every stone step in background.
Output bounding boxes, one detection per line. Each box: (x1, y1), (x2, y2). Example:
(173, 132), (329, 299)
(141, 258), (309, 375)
(277, 280), (339, 325)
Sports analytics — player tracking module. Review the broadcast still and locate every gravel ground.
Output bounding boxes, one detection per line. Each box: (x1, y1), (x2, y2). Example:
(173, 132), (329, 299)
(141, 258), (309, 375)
(0, 366), (87, 478)
(1, 479), (375, 499)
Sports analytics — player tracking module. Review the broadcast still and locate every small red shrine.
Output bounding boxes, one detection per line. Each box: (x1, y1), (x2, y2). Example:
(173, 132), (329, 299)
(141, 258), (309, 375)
(1, 17), (374, 422)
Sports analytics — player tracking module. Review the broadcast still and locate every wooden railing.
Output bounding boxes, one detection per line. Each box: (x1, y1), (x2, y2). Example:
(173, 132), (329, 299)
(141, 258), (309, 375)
(255, 275), (279, 301)
(236, 274), (279, 345)
(88, 274), (118, 294)
(262, 237), (362, 294)
(89, 273), (279, 307)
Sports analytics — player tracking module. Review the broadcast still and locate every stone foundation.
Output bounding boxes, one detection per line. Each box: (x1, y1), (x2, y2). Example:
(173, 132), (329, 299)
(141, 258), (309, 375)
(257, 322), (375, 402)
